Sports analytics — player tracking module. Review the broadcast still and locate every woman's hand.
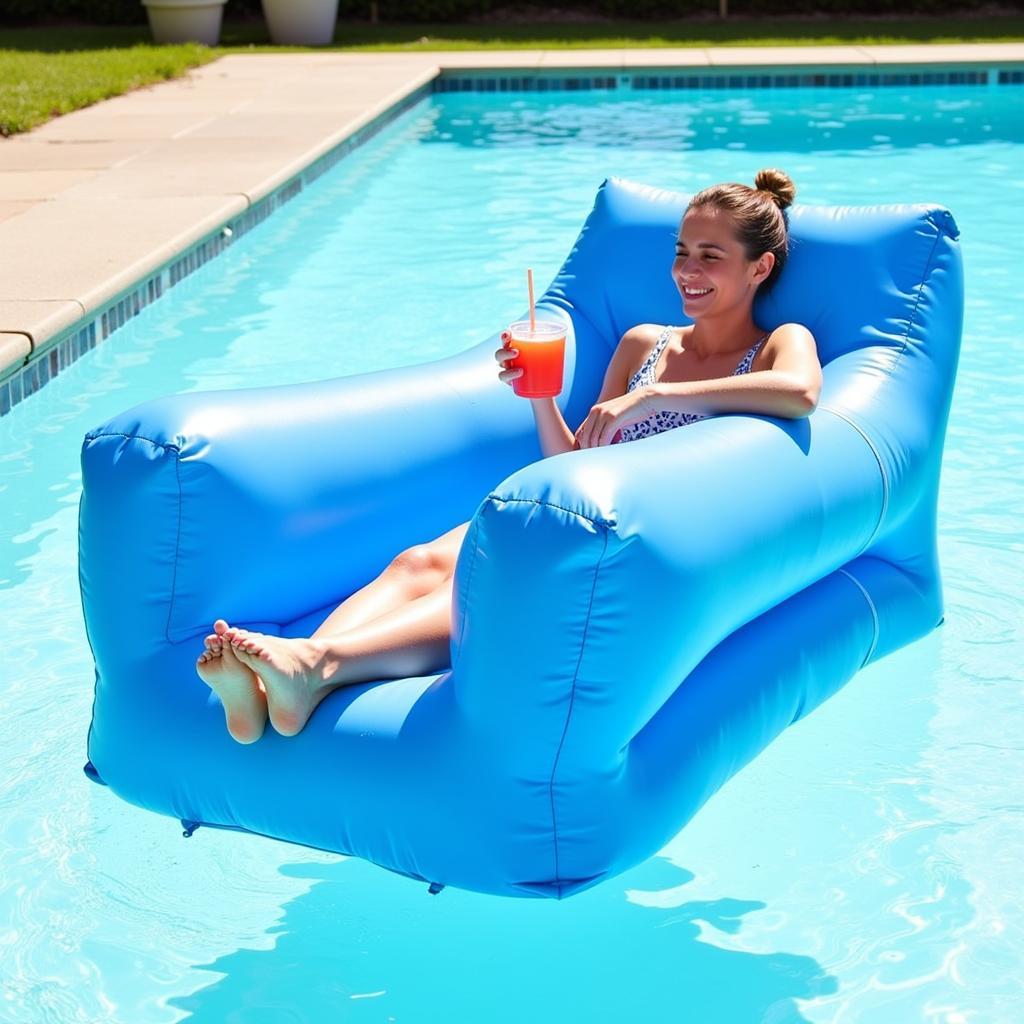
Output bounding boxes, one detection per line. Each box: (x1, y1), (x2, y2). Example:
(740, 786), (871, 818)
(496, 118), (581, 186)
(494, 331), (523, 388)
(574, 389), (654, 449)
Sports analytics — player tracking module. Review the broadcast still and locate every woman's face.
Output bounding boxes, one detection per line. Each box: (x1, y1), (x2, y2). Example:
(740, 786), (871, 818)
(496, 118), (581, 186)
(672, 206), (774, 321)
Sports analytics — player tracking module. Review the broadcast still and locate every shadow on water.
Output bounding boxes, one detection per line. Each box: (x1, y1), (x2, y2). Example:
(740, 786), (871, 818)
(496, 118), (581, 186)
(168, 855), (836, 1023)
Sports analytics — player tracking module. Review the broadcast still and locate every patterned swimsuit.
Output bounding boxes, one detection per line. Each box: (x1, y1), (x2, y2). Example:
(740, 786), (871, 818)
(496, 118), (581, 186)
(612, 326), (768, 445)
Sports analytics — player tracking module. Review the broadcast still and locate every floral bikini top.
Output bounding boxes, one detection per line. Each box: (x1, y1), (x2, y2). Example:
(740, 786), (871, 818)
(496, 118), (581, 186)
(612, 326), (769, 445)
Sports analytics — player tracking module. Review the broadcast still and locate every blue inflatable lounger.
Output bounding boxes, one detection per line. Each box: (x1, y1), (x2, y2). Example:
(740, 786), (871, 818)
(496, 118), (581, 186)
(80, 179), (963, 899)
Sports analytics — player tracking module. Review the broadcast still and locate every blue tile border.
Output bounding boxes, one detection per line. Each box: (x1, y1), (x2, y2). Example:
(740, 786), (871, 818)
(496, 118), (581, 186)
(2, 62), (1020, 417)
(0, 79), (433, 418)
(436, 66), (1008, 93)
(632, 68), (992, 89)
(435, 74), (619, 93)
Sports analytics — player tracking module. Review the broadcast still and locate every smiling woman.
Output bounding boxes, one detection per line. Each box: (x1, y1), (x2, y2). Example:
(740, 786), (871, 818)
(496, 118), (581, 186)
(599, 168), (820, 446)
(187, 169), (824, 741)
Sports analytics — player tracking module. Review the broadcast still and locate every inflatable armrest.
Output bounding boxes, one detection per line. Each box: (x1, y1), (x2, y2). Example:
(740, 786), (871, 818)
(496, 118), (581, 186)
(80, 342), (537, 652)
(452, 408), (891, 758)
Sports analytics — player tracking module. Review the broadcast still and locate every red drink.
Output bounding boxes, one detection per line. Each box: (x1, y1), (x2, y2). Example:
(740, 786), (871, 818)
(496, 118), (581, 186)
(507, 320), (566, 399)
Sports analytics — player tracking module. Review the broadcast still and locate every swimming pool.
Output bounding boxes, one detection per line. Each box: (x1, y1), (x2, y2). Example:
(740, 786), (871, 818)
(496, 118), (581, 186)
(1, 78), (1022, 1022)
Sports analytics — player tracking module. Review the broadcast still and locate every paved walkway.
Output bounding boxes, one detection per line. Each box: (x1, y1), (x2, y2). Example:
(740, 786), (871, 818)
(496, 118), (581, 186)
(1, 42), (1023, 383)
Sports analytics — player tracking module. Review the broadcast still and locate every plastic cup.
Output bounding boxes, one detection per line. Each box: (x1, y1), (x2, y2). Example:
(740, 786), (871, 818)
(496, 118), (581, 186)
(507, 320), (566, 399)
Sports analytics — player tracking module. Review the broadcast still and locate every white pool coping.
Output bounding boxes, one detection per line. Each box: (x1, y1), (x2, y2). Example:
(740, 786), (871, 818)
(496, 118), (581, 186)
(1, 42), (1022, 396)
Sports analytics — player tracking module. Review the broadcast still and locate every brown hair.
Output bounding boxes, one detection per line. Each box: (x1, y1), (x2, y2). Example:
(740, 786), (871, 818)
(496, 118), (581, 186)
(687, 168), (796, 292)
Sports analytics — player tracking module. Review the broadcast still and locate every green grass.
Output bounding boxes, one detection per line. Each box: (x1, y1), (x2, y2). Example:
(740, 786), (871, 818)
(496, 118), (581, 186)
(2, 14), (1023, 135)
(0, 42), (218, 135)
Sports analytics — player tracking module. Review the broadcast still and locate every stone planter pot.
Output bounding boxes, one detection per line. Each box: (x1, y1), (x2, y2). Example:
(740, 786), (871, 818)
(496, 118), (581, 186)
(142, 0), (226, 45)
(262, 0), (340, 46)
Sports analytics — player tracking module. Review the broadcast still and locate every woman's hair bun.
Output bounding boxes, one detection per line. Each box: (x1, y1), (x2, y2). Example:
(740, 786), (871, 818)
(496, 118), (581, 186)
(754, 168), (796, 210)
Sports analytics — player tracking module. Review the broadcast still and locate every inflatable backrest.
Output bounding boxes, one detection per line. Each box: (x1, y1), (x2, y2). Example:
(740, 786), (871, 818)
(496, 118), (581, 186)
(551, 180), (961, 433)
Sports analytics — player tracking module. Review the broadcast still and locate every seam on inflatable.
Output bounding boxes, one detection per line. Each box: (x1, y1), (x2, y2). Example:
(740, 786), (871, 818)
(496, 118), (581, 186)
(838, 568), (880, 667)
(164, 449), (184, 644)
(487, 494), (616, 530)
(548, 526), (610, 898)
(891, 219), (944, 376)
(454, 516), (482, 660)
(815, 213), (945, 552)
(80, 432), (180, 770)
(85, 430), (181, 454)
(78, 490), (103, 781)
(818, 406), (889, 549)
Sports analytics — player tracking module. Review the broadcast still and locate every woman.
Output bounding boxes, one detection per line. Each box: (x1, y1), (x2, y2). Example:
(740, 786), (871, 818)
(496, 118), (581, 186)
(197, 168), (823, 744)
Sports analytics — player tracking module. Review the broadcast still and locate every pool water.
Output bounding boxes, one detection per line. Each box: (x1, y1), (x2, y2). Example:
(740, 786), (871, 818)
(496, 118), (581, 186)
(1, 83), (1023, 1023)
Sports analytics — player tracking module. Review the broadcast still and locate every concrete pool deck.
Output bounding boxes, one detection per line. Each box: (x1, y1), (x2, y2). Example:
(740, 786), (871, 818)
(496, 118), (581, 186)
(1, 41), (1023, 402)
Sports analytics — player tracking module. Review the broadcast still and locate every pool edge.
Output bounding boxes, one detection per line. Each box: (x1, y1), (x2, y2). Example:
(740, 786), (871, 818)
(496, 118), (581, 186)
(2, 47), (1022, 418)
(0, 67), (439, 414)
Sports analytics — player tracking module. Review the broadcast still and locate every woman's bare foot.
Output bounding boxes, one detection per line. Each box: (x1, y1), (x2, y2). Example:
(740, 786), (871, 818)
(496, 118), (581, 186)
(222, 627), (337, 737)
(195, 620), (268, 744)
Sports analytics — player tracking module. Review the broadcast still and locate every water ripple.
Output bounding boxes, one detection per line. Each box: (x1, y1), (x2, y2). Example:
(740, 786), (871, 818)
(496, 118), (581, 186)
(2, 84), (1024, 1024)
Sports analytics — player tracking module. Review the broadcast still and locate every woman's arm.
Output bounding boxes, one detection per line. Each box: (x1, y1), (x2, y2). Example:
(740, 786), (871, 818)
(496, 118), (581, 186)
(528, 324), (660, 458)
(529, 397), (578, 457)
(574, 323), (820, 449)
(645, 323), (822, 420)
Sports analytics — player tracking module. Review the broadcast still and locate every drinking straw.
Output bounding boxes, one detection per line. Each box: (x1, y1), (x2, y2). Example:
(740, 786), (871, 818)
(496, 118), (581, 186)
(527, 268), (536, 332)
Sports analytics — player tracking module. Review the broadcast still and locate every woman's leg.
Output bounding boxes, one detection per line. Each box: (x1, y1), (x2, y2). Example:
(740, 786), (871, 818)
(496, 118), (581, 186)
(311, 520), (469, 637)
(226, 576), (455, 736)
(199, 519), (470, 740)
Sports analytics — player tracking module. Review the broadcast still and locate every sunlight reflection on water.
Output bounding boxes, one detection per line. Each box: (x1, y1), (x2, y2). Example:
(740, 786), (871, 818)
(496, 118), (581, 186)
(1, 83), (1022, 1024)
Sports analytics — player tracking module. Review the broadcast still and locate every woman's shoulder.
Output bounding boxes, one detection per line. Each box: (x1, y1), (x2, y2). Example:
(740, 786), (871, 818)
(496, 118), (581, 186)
(754, 322), (820, 371)
(617, 323), (670, 359)
(594, 323), (669, 402)
(596, 324), (671, 399)
(762, 322), (816, 345)
(616, 323), (672, 376)
(759, 322), (817, 356)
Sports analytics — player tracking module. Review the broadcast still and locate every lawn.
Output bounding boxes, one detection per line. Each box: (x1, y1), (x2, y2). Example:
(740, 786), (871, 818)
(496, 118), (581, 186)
(2, 14), (1023, 135)
(0, 43), (217, 136)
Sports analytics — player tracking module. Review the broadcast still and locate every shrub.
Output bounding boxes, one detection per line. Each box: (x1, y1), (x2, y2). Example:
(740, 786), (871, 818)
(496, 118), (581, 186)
(0, 0), (145, 23)
(0, 0), (262, 24)
(0, 0), (1017, 25)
